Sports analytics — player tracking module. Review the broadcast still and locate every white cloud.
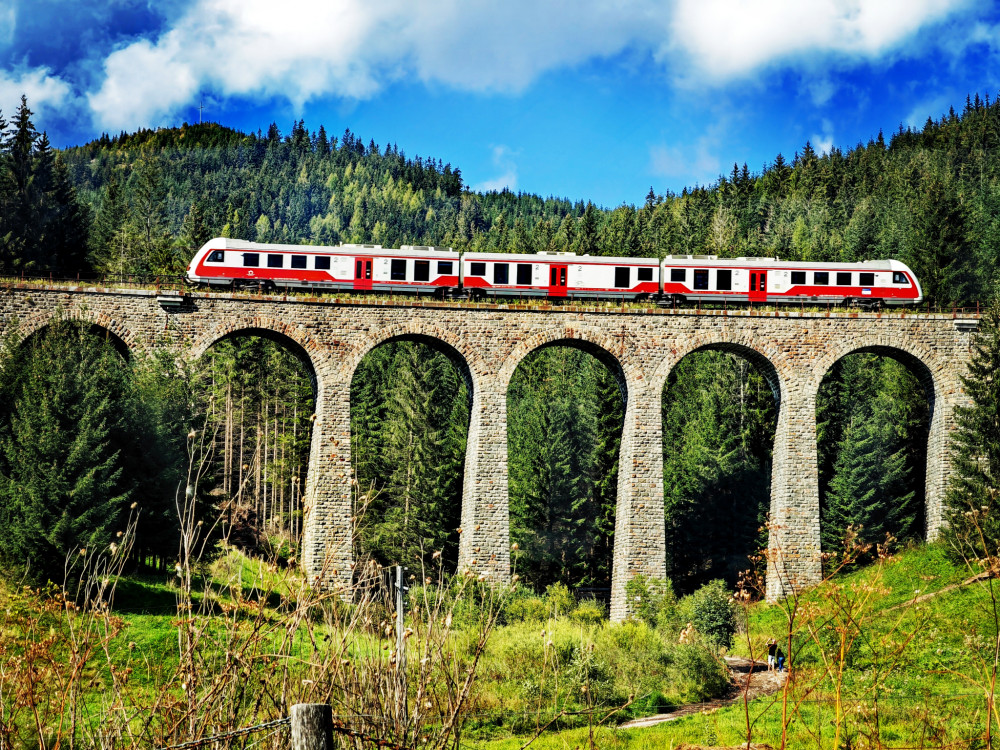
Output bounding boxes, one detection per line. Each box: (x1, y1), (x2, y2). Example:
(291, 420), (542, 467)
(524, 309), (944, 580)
(475, 144), (518, 192)
(666, 0), (970, 80)
(0, 67), (73, 120)
(811, 118), (835, 154)
(88, 0), (670, 130)
(0, 4), (15, 48)
(650, 137), (722, 187)
(85, 0), (973, 130)
(904, 94), (954, 128)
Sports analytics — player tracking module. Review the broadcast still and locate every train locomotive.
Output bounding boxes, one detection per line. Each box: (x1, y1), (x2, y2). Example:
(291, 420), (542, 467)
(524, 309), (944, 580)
(186, 238), (923, 309)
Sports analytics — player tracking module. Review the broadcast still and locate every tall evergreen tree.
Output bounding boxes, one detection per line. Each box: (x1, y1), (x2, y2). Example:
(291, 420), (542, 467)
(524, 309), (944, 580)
(0, 321), (131, 582)
(945, 302), (1000, 554)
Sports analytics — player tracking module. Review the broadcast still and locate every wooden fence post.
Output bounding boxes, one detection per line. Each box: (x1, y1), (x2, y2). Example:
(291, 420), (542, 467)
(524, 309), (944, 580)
(291, 703), (333, 750)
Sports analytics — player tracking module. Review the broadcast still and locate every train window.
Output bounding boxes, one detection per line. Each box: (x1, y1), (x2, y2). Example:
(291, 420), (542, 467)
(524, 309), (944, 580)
(207, 250), (225, 263)
(638, 267), (653, 281)
(391, 259), (407, 280)
(414, 260), (430, 281)
(267, 254), (283, 268)
(291, 255), (307, 269)
(716, 269), (732, 291)
(614, 267), (630, 288)
(791, 271), (806, 284)
(836, 272), (851, 286)
(670, 268), (686, 283)
(494, 263), (509, 284)
(517, 264), (532, 284)
(470, 262), (486, 276)
(893, 271), (909, 285)
(437, 261), (453, 274)
(859, 272), (874, 286)
(750, 274), (756, 292)
(693, 269), (709, 290)
(315, 256), (331, 270)
(814, 271), (829, 285)
(243, 253), (259, 267)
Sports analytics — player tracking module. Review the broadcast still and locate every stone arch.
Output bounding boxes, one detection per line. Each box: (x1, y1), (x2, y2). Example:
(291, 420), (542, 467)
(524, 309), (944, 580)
(811, 335), (951, 401)
(497, 325), (636, 401)
(811, 335), (959, 540)
(190, 317), (335, 395)
(502, 328), (634, 603)
(13, 308), (137, 360)
(342, 323), (477, 388)
(652, 334), (786, 595)
(650, 332), (788, 406)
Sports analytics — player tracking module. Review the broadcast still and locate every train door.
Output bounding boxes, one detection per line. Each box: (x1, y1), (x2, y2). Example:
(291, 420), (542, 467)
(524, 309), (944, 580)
(354, 257), (373, 291)
(548, 264), (568, 297)
(749, 270), (767, 302)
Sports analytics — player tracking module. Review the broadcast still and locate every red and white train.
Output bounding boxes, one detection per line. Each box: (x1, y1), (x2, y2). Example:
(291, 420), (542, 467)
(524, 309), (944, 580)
(186, 238), (923, 308)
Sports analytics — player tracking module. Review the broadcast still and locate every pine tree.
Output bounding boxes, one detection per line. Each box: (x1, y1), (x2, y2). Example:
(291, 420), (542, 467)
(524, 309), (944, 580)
(945, 302), (1000, 553)
(0, 321), (131, 582)
(89, 174), (130, 273)
(43, 154), (90, 276)
(176, 202), (211, 261)
(2, 96), (40, 270)
(822, 416), (879, 552)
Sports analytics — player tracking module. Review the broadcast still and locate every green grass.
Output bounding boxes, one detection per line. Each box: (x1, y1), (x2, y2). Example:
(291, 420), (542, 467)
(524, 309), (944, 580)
(2, 542), (995, 748)
(469, 543), (1000, 749)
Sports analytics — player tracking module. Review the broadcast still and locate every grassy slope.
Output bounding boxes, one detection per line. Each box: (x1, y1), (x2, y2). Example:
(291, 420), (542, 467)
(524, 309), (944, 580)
(471, 543), (999, 749)
(3, 543), (995, 748)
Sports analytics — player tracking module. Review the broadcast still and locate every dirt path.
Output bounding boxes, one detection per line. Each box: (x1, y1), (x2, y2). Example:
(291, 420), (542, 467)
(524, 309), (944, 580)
(619, 657), (786, 730)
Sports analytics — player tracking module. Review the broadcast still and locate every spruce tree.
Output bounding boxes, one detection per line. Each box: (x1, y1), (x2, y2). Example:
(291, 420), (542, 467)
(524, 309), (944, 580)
(945, 302), (1000, 554)
(0, 321), (131, 582)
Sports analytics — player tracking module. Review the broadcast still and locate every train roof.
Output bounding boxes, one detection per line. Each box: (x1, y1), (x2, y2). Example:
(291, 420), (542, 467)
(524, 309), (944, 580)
(463, 251), (660, 265)
(662, 256), (905, 271)
(200, 238), (458, 256)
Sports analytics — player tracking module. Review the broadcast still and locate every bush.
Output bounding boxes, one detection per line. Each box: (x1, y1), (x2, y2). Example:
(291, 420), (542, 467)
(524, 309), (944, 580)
(501, 586), (549, 623)
(681, 579), (738, 649)
(569, 597), (606, 626)
(624, 574), (678, 630)
(545, 582), (575, 617)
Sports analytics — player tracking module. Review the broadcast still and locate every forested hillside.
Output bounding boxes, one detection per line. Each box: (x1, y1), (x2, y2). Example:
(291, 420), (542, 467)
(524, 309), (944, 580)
(0, 93), (996, 592)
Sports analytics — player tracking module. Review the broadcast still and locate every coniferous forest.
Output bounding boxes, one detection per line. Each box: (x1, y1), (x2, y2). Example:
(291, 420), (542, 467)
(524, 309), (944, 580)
(1, 92), (999, 593)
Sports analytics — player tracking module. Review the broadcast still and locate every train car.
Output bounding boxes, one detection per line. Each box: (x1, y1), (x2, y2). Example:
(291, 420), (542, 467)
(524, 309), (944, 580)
(461, 251), (661, 300)
(187, 238), (922, 308)
(187, 238), (461, 294)
(659, 256), (922, 308)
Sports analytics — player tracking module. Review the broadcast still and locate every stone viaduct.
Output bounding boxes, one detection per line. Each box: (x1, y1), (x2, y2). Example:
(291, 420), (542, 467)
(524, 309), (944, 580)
(0, 283), (980, 618)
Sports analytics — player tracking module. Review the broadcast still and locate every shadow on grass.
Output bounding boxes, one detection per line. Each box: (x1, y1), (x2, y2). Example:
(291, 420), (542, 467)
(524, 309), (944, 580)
(110, 577), (179, 615)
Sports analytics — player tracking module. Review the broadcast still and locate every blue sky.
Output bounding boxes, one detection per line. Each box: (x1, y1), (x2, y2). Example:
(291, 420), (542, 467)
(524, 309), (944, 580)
(2, 0), (999, 206)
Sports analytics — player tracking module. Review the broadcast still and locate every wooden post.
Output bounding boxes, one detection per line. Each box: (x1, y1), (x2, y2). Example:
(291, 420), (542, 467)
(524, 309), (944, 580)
(291, 703), (333, 750)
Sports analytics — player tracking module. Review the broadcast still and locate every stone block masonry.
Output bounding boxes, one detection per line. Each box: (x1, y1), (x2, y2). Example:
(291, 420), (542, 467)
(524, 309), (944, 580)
(0, 284), (978, 617)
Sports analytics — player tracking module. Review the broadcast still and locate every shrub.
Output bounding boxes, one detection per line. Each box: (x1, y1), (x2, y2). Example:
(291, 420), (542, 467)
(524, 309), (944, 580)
(681, 579), (738, 649)
(624, 574), (678, 630)
(501, 586), (549, 623)
(569, 597), (606, 626)
(545, 582), (575, 617)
